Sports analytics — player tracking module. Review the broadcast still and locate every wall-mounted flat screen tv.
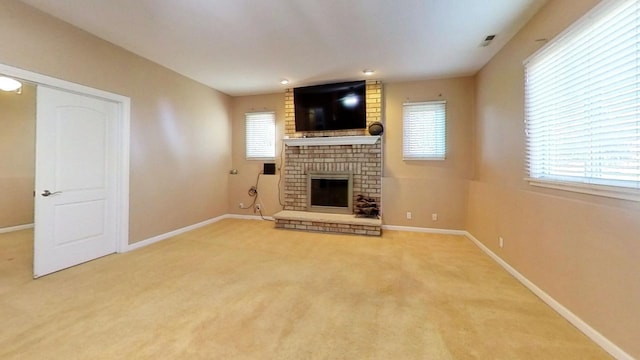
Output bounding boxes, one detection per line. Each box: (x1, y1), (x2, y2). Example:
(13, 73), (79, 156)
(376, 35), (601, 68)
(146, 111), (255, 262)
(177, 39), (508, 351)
(294, 80), (366, 132)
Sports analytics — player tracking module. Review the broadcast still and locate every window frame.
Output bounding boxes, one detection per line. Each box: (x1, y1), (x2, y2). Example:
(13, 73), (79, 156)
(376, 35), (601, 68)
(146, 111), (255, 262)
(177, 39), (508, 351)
(402, 100), (447, 161)
(523, 0), (640, 202)
(245, 111), (276, 161)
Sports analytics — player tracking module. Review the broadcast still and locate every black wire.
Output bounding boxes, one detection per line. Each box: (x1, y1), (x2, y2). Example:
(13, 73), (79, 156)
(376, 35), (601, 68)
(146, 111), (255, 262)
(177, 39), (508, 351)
(251, 172), (261, 196)
(241, 172), (260, 209)
(243, 171), (273, 221)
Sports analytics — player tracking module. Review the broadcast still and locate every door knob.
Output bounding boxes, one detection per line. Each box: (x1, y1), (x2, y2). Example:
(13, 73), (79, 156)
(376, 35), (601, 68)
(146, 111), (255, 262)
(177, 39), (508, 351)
(42, 190), (62, 197)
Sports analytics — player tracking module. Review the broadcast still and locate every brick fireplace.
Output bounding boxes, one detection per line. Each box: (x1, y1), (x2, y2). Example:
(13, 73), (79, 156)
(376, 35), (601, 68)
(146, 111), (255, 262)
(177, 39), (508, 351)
(282, 140), (381, 211)
(273, 81), (383, 236)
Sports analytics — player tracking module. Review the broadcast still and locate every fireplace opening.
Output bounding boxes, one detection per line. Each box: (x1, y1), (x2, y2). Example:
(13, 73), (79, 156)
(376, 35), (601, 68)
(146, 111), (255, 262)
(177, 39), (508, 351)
(307, 172), (353, 214)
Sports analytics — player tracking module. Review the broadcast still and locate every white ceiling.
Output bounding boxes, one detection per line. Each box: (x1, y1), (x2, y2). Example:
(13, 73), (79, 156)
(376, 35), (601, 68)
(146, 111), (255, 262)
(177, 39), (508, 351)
(20, 0), (548, 96)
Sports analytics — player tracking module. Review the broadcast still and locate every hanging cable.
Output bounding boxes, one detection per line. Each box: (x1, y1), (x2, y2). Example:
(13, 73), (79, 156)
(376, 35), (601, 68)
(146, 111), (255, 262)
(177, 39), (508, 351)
(240, 172), (261, 209)
(239, 171), (273, 221)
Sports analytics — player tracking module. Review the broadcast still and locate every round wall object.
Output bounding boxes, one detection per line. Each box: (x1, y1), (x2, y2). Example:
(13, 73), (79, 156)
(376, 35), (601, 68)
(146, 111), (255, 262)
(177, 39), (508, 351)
(368, 121), (384, 135)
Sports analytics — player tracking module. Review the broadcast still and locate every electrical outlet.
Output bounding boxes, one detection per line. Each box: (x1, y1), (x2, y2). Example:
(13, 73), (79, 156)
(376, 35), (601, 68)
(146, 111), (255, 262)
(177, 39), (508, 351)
(239, 202), (244, 208)
(499, 237), (504, 248)
(406, 211), (412, 220)
(255, 204), (261, 212)
(431, 213), (438, 221)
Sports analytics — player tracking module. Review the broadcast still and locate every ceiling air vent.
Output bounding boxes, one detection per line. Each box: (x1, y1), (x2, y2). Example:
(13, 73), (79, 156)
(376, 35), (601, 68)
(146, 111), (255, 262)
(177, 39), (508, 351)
(480, 35), (496, 47)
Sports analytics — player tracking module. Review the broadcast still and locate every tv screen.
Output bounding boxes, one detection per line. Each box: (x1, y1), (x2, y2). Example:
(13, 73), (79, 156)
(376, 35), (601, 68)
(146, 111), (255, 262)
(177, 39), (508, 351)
(294, 81), (366, 132)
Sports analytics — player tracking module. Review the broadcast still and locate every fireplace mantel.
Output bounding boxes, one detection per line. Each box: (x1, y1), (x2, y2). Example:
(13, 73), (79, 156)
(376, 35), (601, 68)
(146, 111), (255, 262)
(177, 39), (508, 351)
(283, 135), (380, 147)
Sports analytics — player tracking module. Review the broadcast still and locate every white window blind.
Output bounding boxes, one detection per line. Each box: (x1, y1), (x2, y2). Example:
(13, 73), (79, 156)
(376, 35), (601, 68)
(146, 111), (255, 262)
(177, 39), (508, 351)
(403, 101), (446, 160)
(524, 0), (640, 197)
(245, 112), (275, 160)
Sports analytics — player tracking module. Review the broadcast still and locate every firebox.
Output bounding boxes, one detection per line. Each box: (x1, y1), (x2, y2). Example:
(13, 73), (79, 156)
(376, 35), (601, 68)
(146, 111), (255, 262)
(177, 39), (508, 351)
(307, 172), (353, 214)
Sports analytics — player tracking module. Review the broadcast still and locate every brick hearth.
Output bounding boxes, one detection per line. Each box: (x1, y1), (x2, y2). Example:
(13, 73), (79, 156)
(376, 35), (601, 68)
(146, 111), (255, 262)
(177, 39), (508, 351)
(273, 211), (381, 236)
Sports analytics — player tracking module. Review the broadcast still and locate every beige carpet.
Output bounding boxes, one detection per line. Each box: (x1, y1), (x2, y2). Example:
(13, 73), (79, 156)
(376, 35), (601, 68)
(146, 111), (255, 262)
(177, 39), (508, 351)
(0, 219), (611, 359)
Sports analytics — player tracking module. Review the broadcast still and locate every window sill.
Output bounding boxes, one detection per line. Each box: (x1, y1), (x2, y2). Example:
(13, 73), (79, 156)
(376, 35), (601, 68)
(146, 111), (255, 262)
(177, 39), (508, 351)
(526, 178), (640, 202)
(403, 157), (446, 161)
(246, 157), (276, 161)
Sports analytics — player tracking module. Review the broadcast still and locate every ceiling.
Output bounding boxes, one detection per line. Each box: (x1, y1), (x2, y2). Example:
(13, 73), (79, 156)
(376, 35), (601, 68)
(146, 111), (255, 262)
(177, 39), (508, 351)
(20, 0), (548, 96)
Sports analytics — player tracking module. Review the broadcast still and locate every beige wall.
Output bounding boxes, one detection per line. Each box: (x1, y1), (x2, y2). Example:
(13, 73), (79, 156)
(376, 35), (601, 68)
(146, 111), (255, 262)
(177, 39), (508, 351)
(469, 0), (640, 357)
(382, 78), (474, 229)
(229, 77), (475, 229)
(0, 83), (36, 228)
(229, 93), (286, 216)
(0, 0), (233, 243)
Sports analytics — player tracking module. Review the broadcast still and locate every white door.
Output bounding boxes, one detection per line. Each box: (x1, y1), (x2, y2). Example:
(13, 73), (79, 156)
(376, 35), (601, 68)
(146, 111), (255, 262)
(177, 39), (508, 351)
(34, 86), (118, 278)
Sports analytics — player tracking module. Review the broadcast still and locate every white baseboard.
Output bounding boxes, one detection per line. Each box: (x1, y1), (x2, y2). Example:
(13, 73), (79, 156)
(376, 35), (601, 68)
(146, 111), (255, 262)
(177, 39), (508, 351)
(224, 214), (275, 221)
(463, 231), (633, 360)
(0, 223), (34, 234)
(125, 215), (228, 252)
(124, 214), (275, 252)
(382, 224), (466, 236)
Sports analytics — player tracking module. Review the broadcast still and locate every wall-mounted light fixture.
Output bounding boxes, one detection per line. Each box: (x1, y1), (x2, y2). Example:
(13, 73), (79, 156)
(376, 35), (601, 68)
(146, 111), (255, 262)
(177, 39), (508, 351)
(362, 69), (375, 76)
(280, 79), (289, 85)
(0, 76), (22, 92)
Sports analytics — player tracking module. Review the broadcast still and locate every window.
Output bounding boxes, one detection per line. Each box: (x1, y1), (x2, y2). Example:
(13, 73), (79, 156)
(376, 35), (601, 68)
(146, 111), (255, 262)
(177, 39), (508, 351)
(402, 101), (446, 160)
(524, 0), (640, 200)
(245, 112), (275, 160)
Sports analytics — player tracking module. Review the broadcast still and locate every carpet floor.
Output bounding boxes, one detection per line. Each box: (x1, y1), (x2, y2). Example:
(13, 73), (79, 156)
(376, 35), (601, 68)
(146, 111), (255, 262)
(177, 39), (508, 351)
(0, 219), (611, 359)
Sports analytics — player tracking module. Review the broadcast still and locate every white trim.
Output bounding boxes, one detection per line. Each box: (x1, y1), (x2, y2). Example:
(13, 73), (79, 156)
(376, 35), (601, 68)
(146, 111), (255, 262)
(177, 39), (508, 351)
(527, 178), (640, 202)
(125, 215), (227, 252)
(225, 214), (275, 221)
(0, 62), (131, 256)
(245, 157), (276, 161)
(125, 214), (274, 252)
(284, 135), (380, 147)
(463, 231), (634, 360)
(402, 156), (446, 161)
(382, 224), (466, 236)
(0, 64), (130, 103)
(0, 223), (34, 234)
(117, 98), (131, 253)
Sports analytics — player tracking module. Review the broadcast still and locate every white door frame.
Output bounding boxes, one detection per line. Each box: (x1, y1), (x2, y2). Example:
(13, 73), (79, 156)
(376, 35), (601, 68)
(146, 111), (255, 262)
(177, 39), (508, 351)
(0, 62), (130, 253)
